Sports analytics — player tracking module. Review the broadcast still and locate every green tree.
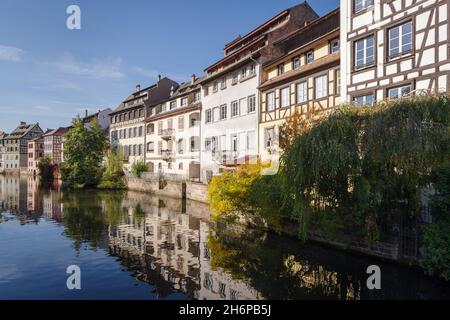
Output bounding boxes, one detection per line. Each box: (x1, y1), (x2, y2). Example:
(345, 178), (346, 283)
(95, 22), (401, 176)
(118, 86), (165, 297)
(131, 160), (148, 178)
(61, 117), (108, 188)
(98, 150), (126, 189)
(38, 155), (56, 180)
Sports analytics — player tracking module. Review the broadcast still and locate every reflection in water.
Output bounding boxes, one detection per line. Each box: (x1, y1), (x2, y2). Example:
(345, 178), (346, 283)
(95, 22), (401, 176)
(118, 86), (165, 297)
(0, 175), (449, 300)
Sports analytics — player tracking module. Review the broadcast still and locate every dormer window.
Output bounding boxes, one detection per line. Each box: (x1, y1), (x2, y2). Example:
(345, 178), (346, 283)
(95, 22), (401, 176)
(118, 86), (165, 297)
(292, 57), (300, 70)
(277, 64), (285, 76)
(213, 82), (218, 93)
(306, 51), (314, 64)
(170, 101), (177, 110)
(330, 39), (340, 54)
(181, 97), (188, 107)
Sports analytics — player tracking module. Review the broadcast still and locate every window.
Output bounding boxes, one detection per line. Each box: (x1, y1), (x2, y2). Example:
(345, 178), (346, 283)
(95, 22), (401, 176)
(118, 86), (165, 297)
(205, 138), (212, 151)
(194, 91), (201, 102)
(354, 0), (373, 14)
(170, 100), (177, 110)
(292, 57), (300, 70)
(277, 64), (285, 76)
(158, 122), (163, 135)
(280, 87), (290, 108)
(296, 81), (308, 103)
(190, 137), (198, 152)
(330, 39), (340, 54)
(178, 139), (184, 154)
(147, 124), (154, 135)
(265, 128), (275, 148)
(231, 101), (239, 117)
(315, 75), (328, 99)
(179, 163), (183, 170)
(213, 82), (218, 93)
(354, 35), (375, 69)
(249, 64), (256, 76)
(240, 68), (247, 79)
(335, 69), (341, 96)
(178, 116), (184, 131)
(248, 95), (256, 113)
(204, 86), (209, 96)
(158, 141), (163, 155)
(354, 94), (375, 106)
(388, 21), (412, 59)
(220, 78), (226, 90)
(306, 51), (314, 64)
(388, 84), (412, 99)
(181, 97), (188, 107)
(138, 126), (143, 137)
(147, 142), (154, 153)
(266, 92), (275, 111)
(231, 135), (238, 153)
(138, 144), (142, 156)
(220, 104), (227, 120)
(167, 119), (173, 129)
(205, 109), (212, 124)
(232, 73), (238, 85)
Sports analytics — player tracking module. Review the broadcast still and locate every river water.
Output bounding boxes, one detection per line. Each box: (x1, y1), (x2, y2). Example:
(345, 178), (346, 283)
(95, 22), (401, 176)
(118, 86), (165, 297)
(0, 175), (449, 300)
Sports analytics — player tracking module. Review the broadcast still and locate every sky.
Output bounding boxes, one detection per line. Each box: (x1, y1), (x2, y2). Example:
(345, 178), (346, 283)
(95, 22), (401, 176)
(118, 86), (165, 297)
(0, 0), (339, 133)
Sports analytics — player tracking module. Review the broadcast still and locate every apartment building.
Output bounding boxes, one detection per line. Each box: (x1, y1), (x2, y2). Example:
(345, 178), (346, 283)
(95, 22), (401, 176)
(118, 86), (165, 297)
(259, 8), (341, 163)
(199, 2), (319, 182)
(82, 108), (112, 132)
(145, 75), (203, 179)
(28, 136), (44, 176)
(0, 132), (6, 173)
(43, 127), (69, 165)
(340, 0), (450, 104)
(2, 122), (43, 173)
(109, 76), (178, 167)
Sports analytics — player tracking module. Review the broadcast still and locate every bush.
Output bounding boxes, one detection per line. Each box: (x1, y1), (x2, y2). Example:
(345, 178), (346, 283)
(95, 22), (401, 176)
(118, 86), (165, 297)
(38, 155), (56, 180)
(131, 160), (148, 178)
(421, 159), (450, 280)
(98, 150), (126, 189)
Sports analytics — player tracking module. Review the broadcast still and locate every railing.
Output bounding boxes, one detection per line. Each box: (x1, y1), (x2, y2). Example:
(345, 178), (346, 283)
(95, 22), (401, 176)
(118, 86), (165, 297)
(161, 128), (175, 140)
(161, 150), (174, 161)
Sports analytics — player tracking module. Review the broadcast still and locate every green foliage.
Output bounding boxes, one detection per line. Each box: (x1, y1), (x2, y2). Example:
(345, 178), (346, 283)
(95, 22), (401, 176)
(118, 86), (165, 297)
(207, 163), (266, 221)
(38, 155), (56, 180)
(282, 95), (450, 240)
(98, 150), (126, 189)
(61, 118), (108, 188)
(131, 160), (148, 178)
(421, 159), (450, 280)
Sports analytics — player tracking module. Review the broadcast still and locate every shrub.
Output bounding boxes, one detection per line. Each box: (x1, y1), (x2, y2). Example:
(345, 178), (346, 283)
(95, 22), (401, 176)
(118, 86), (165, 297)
(98, 150), (126, 190)
(131, 160), (148, 178)
(38, 155), (56, 180)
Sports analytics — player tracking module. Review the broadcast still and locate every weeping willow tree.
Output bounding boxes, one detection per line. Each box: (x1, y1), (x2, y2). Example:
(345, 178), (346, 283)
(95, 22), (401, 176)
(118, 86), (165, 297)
(281, 95), (450, 241)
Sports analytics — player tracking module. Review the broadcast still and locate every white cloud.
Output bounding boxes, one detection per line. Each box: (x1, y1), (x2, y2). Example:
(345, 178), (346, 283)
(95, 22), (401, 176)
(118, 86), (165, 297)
(0, 45), (24, 62)
(54, 54), (125, 79)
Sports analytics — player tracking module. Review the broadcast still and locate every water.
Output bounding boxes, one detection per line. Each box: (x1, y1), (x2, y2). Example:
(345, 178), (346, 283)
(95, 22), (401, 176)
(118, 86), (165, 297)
(0, 175), (449, 300)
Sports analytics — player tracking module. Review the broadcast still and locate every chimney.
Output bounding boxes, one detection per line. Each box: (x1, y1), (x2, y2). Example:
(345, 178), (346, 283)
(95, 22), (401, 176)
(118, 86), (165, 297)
(304, 20), (309, 27)
(191, 74), (196, 84)
(20, 121), (26, 126)
(157, 74), (161, 82)
(85, 109), (88, 118)
(136, 84), (141, 93)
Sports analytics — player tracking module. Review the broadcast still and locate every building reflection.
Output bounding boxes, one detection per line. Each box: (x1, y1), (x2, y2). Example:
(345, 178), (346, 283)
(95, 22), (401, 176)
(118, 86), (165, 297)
(107, 193), (259, 300)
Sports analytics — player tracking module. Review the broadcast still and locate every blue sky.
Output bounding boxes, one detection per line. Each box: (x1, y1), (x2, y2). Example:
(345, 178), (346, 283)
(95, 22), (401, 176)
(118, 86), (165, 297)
(0, 0), (339, 132)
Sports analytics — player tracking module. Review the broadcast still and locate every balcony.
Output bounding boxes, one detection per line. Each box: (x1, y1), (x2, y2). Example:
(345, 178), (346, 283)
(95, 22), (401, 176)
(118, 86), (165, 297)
(161, 128), (175, 140)
(161, 150), (174, 162)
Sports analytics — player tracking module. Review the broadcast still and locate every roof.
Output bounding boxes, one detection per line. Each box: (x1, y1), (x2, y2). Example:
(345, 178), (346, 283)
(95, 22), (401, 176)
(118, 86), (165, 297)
(5, 123), (40, 140)
(42, 127), (69, 137)
(170, 75), (206, 99)
(111, 77), (179, 115)
(83, 108), (112, 122)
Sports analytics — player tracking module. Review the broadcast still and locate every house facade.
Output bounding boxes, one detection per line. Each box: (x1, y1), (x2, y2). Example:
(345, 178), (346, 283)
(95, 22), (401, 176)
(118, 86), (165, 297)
(0, 132), (6, 173)
(259, 8), (341, 164)
(109, 76), (178, 168)
(82, 108), (113, 132)
(340, 0), (450, 104)
(3, 122), (43, 173)
(28, 137), (44, 176)
(43, 127), (69, 165)
(145, 75), (203, 179)
(199, 2), (319, 182)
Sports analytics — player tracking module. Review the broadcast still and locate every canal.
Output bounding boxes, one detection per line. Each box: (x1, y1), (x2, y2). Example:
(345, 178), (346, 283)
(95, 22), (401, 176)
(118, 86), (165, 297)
(0, 175), (449, 300)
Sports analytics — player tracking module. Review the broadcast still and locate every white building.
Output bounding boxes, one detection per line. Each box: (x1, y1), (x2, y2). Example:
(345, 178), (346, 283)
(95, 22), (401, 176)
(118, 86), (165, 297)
(109, 76), (178, 169)
(199, 2), (319, 182)
(340, 0), (450, 104)
(145, 75), (203, 180)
